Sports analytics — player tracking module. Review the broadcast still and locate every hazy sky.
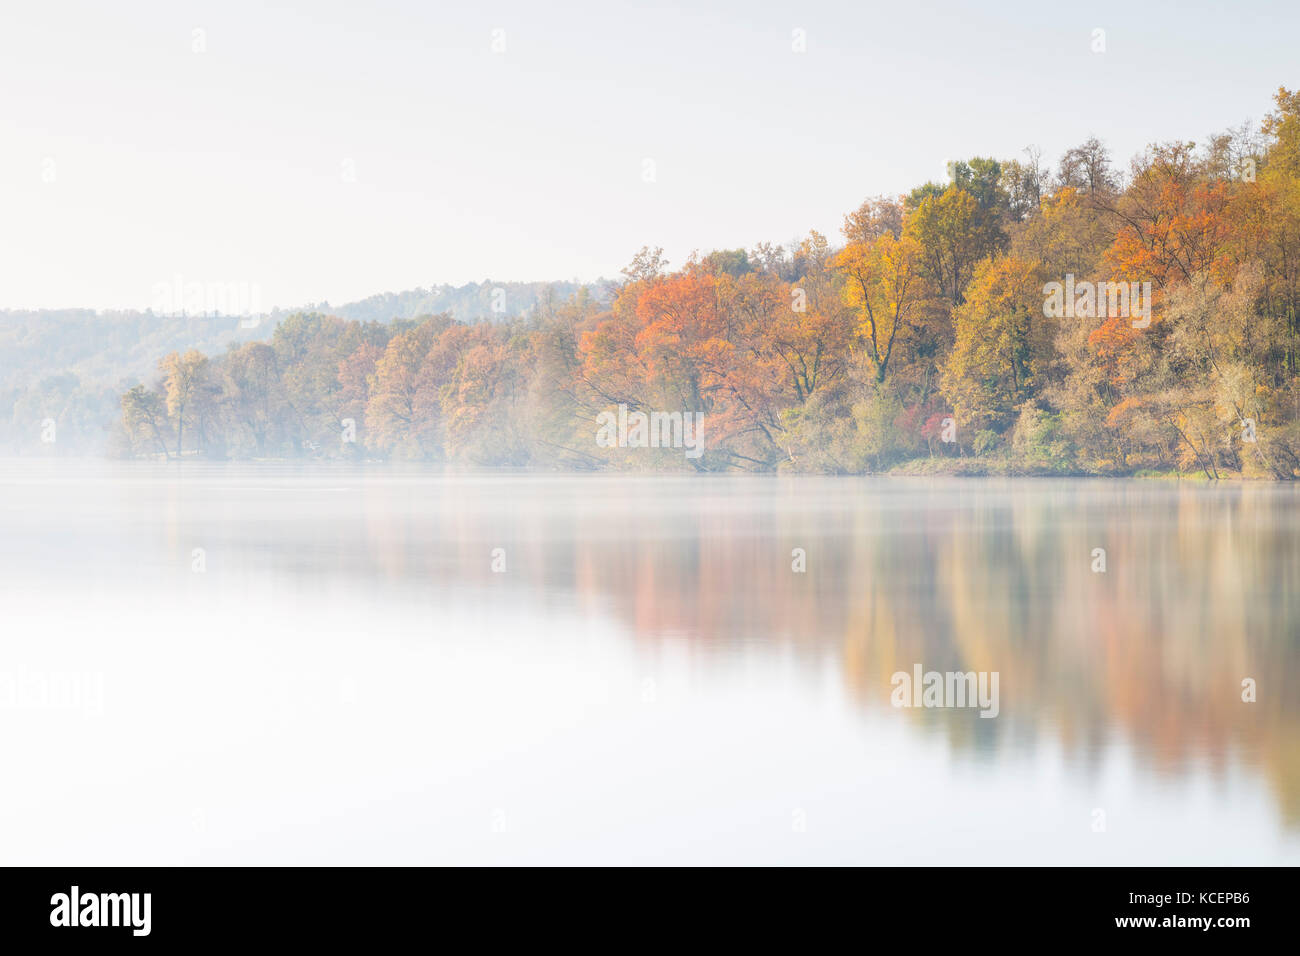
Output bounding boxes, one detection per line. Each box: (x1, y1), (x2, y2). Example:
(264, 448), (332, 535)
(1, 0), (1296, 311)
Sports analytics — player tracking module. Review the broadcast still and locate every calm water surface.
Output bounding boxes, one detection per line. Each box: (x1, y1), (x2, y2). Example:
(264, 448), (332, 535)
(1, 462), (1297, 864)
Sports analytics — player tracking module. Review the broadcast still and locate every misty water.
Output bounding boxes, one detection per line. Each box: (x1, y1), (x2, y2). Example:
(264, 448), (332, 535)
(1, 462), (1297, 864)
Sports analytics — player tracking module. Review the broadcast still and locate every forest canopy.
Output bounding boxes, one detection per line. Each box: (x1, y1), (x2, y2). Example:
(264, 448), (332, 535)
(114, 87), (1300, 478)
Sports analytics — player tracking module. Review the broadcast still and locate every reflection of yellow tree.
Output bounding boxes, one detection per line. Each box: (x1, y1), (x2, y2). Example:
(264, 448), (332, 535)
(348, 477), (1300, 826)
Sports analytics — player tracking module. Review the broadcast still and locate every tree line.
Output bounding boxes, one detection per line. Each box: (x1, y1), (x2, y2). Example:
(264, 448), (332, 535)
(117, 88), (1300, 477)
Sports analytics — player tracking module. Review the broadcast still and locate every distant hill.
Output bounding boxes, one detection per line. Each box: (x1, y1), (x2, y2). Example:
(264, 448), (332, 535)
(0, 310), (270, 455)
(314, 280), (612, 324)
(0, 310), (266, 391)
(0, 278), (612, 454)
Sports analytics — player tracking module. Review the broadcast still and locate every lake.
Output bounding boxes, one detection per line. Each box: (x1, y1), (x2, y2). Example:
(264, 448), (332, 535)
(1, 461), (1297, 864)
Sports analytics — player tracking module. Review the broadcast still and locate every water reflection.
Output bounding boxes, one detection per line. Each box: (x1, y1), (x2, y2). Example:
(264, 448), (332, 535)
(2, 464), (1297, 861)
(144, 470), (1300, 830)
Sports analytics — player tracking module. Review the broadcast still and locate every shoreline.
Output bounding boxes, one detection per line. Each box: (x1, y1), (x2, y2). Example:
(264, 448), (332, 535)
(1, 454), (1292, 482)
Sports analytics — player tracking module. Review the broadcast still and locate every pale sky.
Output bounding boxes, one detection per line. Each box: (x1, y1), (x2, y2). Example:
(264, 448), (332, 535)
(1, 0), (1296, 311)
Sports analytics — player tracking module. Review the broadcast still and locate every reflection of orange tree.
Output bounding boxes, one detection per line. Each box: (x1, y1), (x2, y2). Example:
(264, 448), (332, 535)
(348, 478), (1299, 825)
(431, 482), (1298, 825)
(868, 484), (1300, 825)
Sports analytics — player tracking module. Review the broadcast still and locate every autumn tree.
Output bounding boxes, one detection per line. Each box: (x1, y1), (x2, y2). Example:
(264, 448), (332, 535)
(120, 384), (170, 458)
(943, 255), (1048, 435)
(365, 317), (454, 458)
(834, 233), (928, 384)
(159, 349), (213, 457)
(903, 185), (986, 304)
(1010, 186), (1112, 280)
(223, 342), (283, 456)
(1262, 86), (1300, 176)
(1055, 136), (1117, 195)
(843, 196), (904, 243)
(1103, 142), (1239, 291)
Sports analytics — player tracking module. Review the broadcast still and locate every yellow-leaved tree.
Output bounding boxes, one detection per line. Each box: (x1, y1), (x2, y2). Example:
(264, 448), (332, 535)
(942, 255), (1047, 435)
(833, 233), (927, 385)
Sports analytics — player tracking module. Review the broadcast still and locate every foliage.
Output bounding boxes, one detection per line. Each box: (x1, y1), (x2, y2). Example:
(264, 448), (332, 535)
(109, 88), (1300, 478)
